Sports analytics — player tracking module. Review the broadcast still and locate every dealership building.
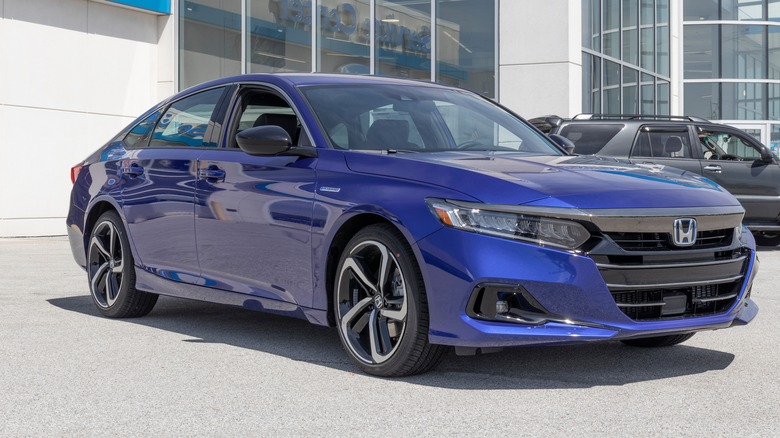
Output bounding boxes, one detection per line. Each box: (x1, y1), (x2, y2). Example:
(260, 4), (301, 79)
(0, 0), (778, 236)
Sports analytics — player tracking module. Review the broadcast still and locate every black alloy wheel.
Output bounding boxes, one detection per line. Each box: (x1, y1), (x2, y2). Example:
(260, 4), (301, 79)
(87, 211), (157, 318)
(334, 224), (444, 376)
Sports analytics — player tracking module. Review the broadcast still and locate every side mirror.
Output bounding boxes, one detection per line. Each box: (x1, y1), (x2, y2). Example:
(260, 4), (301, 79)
(759, 146), (775, 163)
(528, 115), (564, 134)
(237, 125), (292, 156)
(235, 125), (317, 158)
(549, 134), (576, 154)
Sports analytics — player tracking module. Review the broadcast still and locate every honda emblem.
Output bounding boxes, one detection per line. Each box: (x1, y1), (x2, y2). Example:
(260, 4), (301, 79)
(673, 218), (697, 246)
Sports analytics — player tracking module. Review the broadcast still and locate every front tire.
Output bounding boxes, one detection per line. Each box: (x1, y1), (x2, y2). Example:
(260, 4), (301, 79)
(753, 232), (780, 247)
(334, 224), (444, 376)
(620, 333), (695, 348)
(87, 211), (158, 318)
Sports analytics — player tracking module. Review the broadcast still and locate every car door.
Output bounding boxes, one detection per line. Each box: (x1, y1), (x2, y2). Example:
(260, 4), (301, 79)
(120, 86), (228, 281)
(628, 125), (705, 175)
(194, 85), (317, 306)
(694, 125), (780, 224)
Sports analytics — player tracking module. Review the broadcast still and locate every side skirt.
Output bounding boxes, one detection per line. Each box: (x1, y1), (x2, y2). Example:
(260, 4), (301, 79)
(135, 268), (330, 326)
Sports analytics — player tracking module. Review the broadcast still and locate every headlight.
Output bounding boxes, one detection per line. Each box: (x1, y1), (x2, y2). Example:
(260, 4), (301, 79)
(426, 199), (591, 250)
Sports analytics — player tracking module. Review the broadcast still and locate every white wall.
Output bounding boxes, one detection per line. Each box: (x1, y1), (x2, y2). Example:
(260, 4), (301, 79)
(497, 0), (582, 119)
(0, 0), (174, 236)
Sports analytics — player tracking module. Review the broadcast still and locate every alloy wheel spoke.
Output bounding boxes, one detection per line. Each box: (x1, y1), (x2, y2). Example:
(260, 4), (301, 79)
(376, 244), (392, 295)
(368, 309), (393, 363)
(91, 262), (110, 300)
(381, 296), (407, 322)
(108, 224), (116, 258)
(340, 296), (373, 336)
(342, 257), (377, 294)
(91, 235), (111, 260)
(111, 259), (123, 274)
(106, 273), (119, 306)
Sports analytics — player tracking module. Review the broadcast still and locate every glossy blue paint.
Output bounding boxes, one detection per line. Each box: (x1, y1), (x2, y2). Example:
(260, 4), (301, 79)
(67, 74), (758, 350)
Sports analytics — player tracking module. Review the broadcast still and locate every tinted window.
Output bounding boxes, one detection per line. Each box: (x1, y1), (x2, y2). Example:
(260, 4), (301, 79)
(302, 85), (560, 154)
(632, 130), (694, 158)
(150, 88), (225, 148)
(124, 110), (161, 148)
(559, 124), (624, 155)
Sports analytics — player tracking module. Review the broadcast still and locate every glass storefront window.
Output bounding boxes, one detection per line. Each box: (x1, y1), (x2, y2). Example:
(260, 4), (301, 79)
(623, 0), (638, 65)
(641, 73), (655, 114)
(722, 0), (766, 21)
(721, 25), (766, 79)
(247, 0), (313, 74)
(583, 53), (601, 113)
(435, 0), (496, 97)
(769, 25), (780, 78)
(657, 79), (670, 115)
(684, 82), (720, 119)
(374, 0), (431, 80)
(179, 0), (242, 90)
(604, 60), (621, 113)
(622, 67), (638, 113)
(770, 83), (780, 118)
(771, 0), (780, 21)
(722, 82), (765, 119)
(317, 0), (370, 74)
(656, 0), (670, 77)
(684, 0), (719, 21)
(604, 0), (620, 58)
(684, 25), (720, 79)
(583, 0), (601, 50)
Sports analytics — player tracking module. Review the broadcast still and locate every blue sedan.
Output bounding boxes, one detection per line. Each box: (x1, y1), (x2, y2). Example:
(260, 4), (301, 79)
(67, 74), (758, 376)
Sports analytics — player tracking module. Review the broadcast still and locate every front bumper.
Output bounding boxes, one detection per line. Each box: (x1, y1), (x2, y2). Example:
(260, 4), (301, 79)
(416, 227), (758, 348)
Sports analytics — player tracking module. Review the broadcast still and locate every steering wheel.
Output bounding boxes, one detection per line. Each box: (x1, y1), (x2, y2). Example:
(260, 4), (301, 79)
(720, 154), (740, 161)
(456, 140), (488, 150)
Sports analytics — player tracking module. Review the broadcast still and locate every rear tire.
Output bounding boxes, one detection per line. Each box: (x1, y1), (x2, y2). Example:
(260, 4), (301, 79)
(334, 224), (444, 377)
(620, 333), (695, 348)
(87, 211), (158, 318)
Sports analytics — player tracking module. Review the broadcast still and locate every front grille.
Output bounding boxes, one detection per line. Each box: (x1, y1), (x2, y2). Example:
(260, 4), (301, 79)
(611, 280), (741, 320)
(605, 228), (733, 251)
(591, 230), (748, 321)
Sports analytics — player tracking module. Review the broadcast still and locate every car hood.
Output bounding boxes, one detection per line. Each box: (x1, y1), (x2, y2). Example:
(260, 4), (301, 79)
(343, 151), (741, 209)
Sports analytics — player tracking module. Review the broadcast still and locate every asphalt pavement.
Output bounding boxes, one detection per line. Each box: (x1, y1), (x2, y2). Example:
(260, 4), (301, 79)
(1, 237), (778, 436)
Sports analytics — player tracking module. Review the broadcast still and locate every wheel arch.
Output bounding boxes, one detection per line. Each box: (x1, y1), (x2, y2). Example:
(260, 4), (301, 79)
(82, 198), (140, 264)
(324, 212), (424, 327)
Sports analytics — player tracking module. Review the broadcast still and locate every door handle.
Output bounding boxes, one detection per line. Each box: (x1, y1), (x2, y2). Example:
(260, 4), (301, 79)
(198, 167), (226, 182)
(121, 163), (144, 177)
(703, 165), (722, 173)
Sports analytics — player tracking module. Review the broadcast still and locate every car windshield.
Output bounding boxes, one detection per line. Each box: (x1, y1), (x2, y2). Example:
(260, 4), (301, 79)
(300, 84), (561, 154)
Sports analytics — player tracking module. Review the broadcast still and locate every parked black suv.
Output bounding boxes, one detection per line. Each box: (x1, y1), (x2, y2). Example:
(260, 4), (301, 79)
(530, 114), (780, 246)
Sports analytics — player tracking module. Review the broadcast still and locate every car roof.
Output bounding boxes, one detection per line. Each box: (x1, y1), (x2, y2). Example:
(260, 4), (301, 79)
(176, 73), (454, 100)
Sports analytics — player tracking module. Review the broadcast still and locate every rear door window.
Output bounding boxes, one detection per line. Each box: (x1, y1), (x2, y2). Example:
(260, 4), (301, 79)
(150, 87), (226, 148)
(631, 127), (695, 158)
(559, 124), (624, 155)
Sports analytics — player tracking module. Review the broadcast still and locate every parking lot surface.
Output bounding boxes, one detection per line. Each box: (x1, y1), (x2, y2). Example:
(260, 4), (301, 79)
(1, 237), (778, 436)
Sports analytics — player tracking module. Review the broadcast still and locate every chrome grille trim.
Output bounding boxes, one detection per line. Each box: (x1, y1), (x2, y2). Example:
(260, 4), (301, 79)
(596, 255), (747, 270)
(606, 275), (744, 291)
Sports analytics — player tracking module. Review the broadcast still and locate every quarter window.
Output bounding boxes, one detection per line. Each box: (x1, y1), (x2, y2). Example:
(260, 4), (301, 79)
(150, 88), (225, 148)
(124, 110), (161, 148)
(559, 124), (624, 155)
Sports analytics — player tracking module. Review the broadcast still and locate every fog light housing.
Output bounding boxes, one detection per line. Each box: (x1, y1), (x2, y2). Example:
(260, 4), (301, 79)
(496, 300), (510, 314)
